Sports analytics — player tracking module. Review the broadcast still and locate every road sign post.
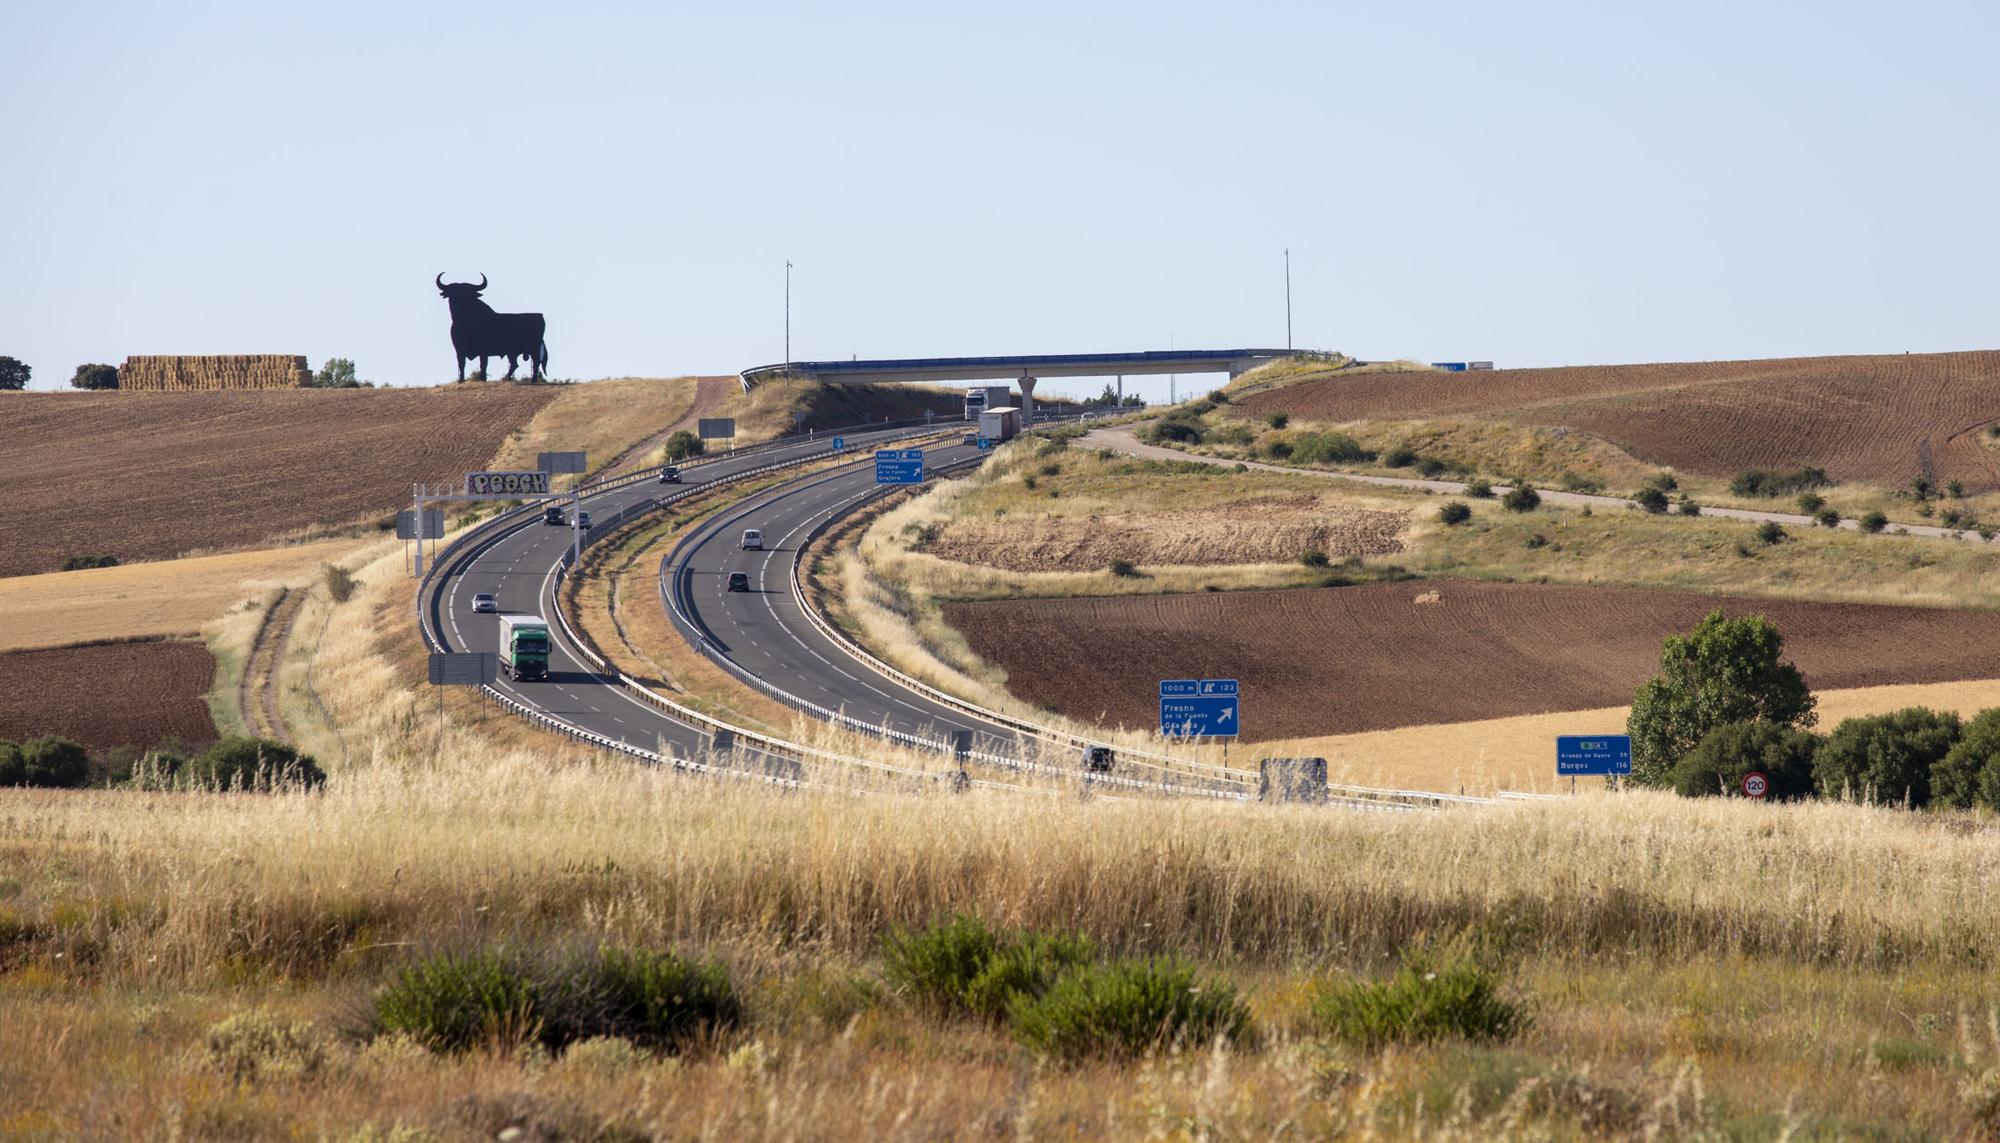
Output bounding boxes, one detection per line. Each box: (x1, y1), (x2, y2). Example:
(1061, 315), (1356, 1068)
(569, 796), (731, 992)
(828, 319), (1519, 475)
(831, 436), (845, 452)
(1556, 734), (1632, 793)
(427, 651), (497, 743)
(875, 449), (924, 484)
(466, 471), (552, 497)
(537, 451), (587, 475)
(1742, 771), (1769, 799)
(1159, 679), (1240, 738)
(698, 418), (737, 454)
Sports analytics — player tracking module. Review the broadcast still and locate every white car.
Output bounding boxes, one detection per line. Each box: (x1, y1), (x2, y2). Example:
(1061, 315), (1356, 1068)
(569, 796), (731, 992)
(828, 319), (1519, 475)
(471, 592), (499, 614)
(741, 528), (763, 550)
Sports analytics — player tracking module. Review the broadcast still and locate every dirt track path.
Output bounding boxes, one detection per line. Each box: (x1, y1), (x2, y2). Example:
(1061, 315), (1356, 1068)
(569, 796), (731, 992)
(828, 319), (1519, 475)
(241, 587), (305, 742)
(1080, 425), (1991, 544)
(605, 376), (736, 476)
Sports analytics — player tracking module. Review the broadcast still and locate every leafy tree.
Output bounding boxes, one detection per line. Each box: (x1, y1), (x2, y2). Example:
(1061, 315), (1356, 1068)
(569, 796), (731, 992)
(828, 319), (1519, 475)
(1859, 511), (1888, 534)
(69, 363), (118, 390)
(1813, 708), (1961, 807)
(1670, 720), (1821, 800)
(662, 430), (705, 462)
(1626, 610), (1816, 786)
(189, 736), (325, 790)
(0, 357), (28, 391)
(19, 736), (88, 788)
(1935, 708), (2000, 810)
(0, 741), (21, 785)
(1633, 486), (1669, 514)
(310, 358), (363, 388)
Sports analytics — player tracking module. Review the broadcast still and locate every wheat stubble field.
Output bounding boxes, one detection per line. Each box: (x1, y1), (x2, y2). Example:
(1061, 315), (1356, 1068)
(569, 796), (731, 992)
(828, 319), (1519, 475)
(1238, 350), (2000, 490)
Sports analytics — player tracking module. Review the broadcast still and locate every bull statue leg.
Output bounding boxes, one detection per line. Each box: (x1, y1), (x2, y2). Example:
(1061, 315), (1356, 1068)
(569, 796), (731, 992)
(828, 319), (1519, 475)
(455, 351), (467, 382)
(476, 355), (489, 382)
(504, 353), (520, 379)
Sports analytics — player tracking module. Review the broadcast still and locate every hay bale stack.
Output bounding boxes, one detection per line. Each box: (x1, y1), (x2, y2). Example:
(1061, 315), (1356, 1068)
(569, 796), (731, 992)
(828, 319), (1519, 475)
(119, 355), (313, 391)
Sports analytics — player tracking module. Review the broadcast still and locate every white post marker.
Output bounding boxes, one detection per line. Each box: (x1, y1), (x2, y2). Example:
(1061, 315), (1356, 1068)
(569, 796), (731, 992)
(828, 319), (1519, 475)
(1741, 771), (1769, 799)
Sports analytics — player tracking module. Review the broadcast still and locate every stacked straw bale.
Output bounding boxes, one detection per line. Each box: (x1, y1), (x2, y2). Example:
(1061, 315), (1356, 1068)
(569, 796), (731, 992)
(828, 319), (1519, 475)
(119, 355), (312, 391)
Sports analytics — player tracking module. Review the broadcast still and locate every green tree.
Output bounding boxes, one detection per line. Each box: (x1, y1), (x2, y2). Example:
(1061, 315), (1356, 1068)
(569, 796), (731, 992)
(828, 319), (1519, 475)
(1935, 707), (2000, 810)
(1670, 720), (1821, 800)
(0, 357), (29, 391)
(69, 363), (118, 390)
(1813, 708), (1960, 807)
(19, 736), (89, 788)
(0, 741), (22, 785)
(189, 736), (325, 790)
(662, 430), (705, 462)
(311, 358), (362, 388)
(1626, 610), (1816, 786)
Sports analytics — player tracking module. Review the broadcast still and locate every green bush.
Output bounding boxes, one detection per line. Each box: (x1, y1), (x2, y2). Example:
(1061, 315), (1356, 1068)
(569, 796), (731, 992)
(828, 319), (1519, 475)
(1300, 549), (1330, 568)
(1262, 439), (1293, 459)
(0, 357), (28, 391)
(70, 363), (119, 390)
(1266, 413), (1289, 430)
(1949, 480), (1966, 499)
(1381, 446), (1419, 468)
(61, 554), (119, 571)
(963, 932), (1096, 1022)
(567, 948), (742, 1050)
(206, 1009), (326, 1081)
(1010, 959), (1251, 1060)
(1626, 611), (1816, 786)
(1647, 472), (1679, 492)
(1756, 521), (1786, 545)
(1935, 708), (2000, 811)
(189, 736), (325, 790)
(1437, 501), (1472, 526)
(1290, 431), (1372, 465)
(1464, 478), (1494, 499)
(375, 951), (542, 1053)
(1813, 507), (1840, 528)
(1733, 468), (1831, 498)
(663, 429), (705, 461)
(0, 741), (20, 785)
(324, 564), (356, 603)
(1670, 720), (1821, 800)
(1859, 511), (1889, 534)
(1813, 708), (1961, 807)
(1307, 949), (1527, 1049)
(882, 915), (1003, 1014)
(1108, 558), (1140, 578)
(1502, 486), (1540, 513)
(1633, 486), (1669, 514)
(1796, 491), (1825, 514)
(309, 358), (365, 389)
(1146, 419), (1203, 445)
(1677, 496), (1701, 517)
(18, 737), (87, 788)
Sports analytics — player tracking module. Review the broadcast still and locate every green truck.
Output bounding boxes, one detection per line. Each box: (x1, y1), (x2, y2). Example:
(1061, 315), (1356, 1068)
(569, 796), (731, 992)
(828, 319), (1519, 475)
(496, 614), (551, 681)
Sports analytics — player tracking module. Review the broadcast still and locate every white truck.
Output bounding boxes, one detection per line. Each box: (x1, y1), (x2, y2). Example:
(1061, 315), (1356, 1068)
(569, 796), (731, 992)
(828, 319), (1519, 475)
(963, 386), (1012, 421)
(496, 614), (551, 681)
(978, 406), (1021, 443)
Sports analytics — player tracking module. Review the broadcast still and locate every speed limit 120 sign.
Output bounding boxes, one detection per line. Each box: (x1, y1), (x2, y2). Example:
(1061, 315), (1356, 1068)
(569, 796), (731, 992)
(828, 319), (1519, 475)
(1741, 771), (1770, 799)
(466, 470), (551, 497)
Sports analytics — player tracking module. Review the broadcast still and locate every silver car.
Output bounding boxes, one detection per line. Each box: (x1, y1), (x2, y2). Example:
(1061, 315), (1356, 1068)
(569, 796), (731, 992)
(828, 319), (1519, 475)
(471, 592), (499, 614)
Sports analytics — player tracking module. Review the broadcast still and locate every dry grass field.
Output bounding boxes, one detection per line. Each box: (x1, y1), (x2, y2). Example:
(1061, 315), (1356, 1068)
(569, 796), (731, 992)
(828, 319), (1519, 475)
(5, 751), (2000, 1136)
(1236, 349), (2000, 491)
(0, 385), (554, 578)
(0, 639), (218, 750)
(485, 375), (711, 481)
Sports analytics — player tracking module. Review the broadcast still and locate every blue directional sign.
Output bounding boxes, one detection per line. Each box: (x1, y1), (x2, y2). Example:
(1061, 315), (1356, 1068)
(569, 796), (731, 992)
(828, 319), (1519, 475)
(875, 449), (924, 484)
(1160, 678), (1240, 737)
(977, 437), (994, 449)
(1556, 735), (1632, 776)
(831, 436), (845, 451)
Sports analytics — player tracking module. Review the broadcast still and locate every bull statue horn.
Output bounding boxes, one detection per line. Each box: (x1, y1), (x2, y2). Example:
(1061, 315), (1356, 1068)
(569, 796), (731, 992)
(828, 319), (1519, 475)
(475, 273), (488, 290)
(435, 272), (447, 291)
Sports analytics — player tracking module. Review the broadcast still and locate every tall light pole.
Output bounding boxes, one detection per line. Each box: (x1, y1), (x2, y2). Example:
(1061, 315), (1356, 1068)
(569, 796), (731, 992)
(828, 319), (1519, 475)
(784, 260), (793, 367)
(1285, 248), (1293, 351)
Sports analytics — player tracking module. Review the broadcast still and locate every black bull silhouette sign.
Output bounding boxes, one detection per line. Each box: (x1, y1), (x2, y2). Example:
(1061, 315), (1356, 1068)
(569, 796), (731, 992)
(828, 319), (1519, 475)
(436, 273), (548, 382)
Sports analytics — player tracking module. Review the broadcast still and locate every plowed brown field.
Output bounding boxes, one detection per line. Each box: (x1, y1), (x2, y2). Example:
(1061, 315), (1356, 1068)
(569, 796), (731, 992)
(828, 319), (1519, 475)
(0, 386), (554, 578)
(1238, 350), (2000, 491)
(0, 640), (219, 751)
(945, 580), (2000, 739)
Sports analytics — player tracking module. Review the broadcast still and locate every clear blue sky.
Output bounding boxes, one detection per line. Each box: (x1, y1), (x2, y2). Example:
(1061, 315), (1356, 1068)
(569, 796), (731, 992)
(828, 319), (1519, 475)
(6, 1), (1997, 401)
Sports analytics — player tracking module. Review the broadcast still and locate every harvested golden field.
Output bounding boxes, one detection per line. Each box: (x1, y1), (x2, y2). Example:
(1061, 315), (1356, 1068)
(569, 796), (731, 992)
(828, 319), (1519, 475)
(944, 580), (2000, 739)
(0, 385), (554, 578)
(485, 374), (714, 480)
(924, 494), (1406, 571)
(0, 639), (218, 750)
(1237, 349), (2000, 490)
(0, 537), (364, 652)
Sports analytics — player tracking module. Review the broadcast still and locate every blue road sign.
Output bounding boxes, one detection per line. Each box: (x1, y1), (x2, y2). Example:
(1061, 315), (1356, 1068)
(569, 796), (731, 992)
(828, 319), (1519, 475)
(1160, 679), (1240, 737)
(1556, 735), (1632, 776)
(1431, 361), (1469, 372)
(875, 449), (924, 484)
(831, 436), (845, 451)
(977, 437), (994, 449)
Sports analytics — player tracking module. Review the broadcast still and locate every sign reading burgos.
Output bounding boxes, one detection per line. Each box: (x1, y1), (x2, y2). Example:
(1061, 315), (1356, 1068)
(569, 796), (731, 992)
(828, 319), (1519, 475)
(466, 470), (552, 496)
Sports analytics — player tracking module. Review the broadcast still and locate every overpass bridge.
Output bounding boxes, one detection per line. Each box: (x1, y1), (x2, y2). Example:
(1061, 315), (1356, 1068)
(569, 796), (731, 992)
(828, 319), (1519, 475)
(739, 348), (1306, 422)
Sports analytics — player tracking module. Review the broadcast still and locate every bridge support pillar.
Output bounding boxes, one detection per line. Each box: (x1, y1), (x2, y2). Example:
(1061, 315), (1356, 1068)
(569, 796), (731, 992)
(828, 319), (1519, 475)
(1017, 376), (1037, 424)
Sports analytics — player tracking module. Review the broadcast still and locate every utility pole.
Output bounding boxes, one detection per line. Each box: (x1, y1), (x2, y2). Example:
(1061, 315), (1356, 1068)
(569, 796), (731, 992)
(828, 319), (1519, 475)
(784, 260), (793, 367)
(1285, 248), (1293, 351)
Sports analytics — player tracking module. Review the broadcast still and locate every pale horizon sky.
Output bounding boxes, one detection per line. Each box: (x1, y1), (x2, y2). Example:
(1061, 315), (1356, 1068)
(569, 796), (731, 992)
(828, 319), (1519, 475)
(5, 1), (1998, 403)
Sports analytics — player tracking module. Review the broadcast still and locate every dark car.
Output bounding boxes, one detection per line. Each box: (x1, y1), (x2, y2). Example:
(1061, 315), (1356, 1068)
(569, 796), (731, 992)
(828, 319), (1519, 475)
(573, 510), (592, 529)
(964, 432), (979, 447)
(542, 506), (565, 525)
(1082, 745), (1115, 773)
(658, 466), (682, 484)
(726, 572), (750, 592)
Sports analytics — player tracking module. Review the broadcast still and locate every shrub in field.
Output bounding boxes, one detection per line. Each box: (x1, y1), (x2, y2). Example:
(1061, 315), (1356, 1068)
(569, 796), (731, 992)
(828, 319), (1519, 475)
(0, 741), (21, 785)
(1860, 511), (1889, 534)
(1437, 501), (1472, 526)
(18, 737), (88, 788)
(1647, 472), (1678, 492)
(324, 564), (356, 602)
(1300, 549), (1330, 568)
(1262, 439), (1293, 459)
(1934, 709), (2000, 811)
(1633, 486), (1669, 514)
(60, 554), (118, 571)
(1815, 508), (1841, 528)
(189, 736), (325, 790)
(1290, 431), (1371, 465)
(1627, 611), (1816, 787)
(1010, 959), (1250, 1060)
(1108, 558), (1141, 578)
(562, 948), (742, 1050)
(1417, 457), (1449, 478)
(1381, 445), (1419, 468)
(964, 932), (1096, 1022)
(1949, 480), (1966, 499)
(1812, 708), (1961, 807)
(1796, 491), (1825, 514)
(69, 363), (118, 390)
(375, 951), (542, 1053)
(883, 915), (1004, 1015)
(1146, 419), (1203, 445)
(206, 1009), (326, 1081)
(1912, 477), (1936, 501)
(1756, 521), (1786, 545)
(1670, 720), (1821, 800)
(1266, 413), (1288, 430)
(1734, 468), (1831, 498)
(0, 357), (29, 391)
(1465, 478), (1494, 499)
(663, 430), (705, 462)
(1308, 949), (1527, 1049)
(1678, 496), (1701, 516)
(1502, 486), (1540, 513)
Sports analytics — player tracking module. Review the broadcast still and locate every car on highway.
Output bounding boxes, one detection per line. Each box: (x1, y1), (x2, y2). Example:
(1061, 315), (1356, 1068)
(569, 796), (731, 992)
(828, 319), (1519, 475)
(658, 466), (682, 484)
(1082, 744), (1115, 772)
(741, 528), (763, 550)
(573, 510), (592, 529)
(471, 592), (499, 613)
(542, 506), (565, 526)
(963, 432), (979, 446)
(726, 572), (750, 592)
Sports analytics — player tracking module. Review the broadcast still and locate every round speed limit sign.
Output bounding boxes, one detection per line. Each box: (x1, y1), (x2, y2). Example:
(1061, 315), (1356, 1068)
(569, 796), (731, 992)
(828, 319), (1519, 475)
(1741, 771), (1770, 799)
